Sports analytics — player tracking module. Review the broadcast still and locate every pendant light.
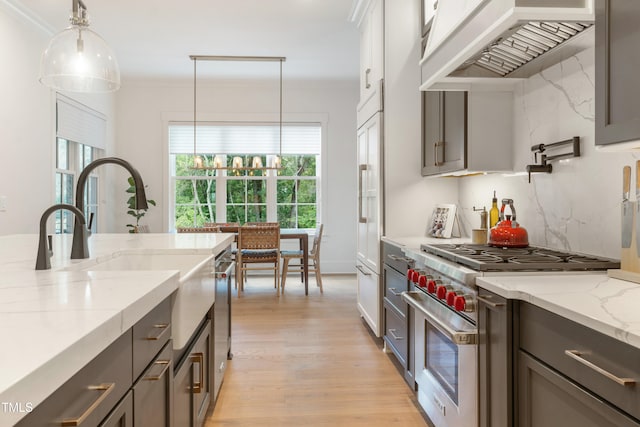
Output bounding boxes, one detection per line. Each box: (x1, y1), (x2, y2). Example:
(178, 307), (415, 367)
(39, 0), (120, 93)
(190, 55), (285, 171)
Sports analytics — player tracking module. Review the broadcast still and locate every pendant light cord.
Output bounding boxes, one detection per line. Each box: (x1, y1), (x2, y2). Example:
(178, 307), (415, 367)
(193, 58), (197, 162)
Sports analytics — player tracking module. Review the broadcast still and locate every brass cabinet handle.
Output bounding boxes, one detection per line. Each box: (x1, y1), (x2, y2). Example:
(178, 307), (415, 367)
(434, 141), (445, 166)
(145, 323), (170, 341)
(388, 329), (404, 340)
(191, 352), (205, 394)
(477, 295), (506, 308)
(358, 164), (368, 223)
(564, 350), (636, 386)
(60, 383), (115, 426)
(142, 360), (171, 381)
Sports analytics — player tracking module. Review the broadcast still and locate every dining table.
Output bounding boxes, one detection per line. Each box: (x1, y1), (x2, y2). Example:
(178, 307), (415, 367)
(200, 224), (310, 295)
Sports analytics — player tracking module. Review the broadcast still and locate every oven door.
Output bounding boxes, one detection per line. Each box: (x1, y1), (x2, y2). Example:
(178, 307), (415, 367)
(403, 291), (478, 427)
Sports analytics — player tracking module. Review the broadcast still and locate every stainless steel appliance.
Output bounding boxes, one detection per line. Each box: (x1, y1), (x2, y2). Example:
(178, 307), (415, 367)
(402, 243), (619, 427)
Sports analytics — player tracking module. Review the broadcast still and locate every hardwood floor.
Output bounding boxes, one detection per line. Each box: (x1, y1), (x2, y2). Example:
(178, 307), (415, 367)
(206, 274), (431, 427)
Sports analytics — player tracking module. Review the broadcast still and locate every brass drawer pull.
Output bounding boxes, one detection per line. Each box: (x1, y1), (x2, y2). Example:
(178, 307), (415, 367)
(191, 352), (205, 394)
(60, 383), (115, 426)
(143, 360), (171, 381)
(145, 323), (170, 341)
(564, 350), (636, 386)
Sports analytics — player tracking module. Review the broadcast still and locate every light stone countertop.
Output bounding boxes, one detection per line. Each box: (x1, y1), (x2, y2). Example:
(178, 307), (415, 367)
(476, 274), (640, 350)
(0, 232), (234, 426)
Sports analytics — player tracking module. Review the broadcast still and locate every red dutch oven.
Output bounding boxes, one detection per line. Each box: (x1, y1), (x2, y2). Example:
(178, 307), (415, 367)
(489, 198), (529, 248)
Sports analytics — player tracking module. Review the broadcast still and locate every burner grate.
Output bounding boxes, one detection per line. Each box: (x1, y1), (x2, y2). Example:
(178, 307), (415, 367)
(421, 243), (620, 272)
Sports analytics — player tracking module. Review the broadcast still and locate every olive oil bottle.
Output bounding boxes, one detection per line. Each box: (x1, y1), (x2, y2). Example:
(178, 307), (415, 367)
(489, 191), (500, 227)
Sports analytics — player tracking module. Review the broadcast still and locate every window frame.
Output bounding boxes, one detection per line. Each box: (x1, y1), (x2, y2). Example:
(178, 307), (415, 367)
(164, 112), (328, 232)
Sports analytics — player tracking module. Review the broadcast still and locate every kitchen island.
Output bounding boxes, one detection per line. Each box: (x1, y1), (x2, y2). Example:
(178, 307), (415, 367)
(0, 233), (234, 426)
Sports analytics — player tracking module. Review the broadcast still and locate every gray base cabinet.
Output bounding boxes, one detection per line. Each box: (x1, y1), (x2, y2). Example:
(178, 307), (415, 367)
(174, 319), (212, 427)
(17, 297), (173, 427)
(478, 289), (512, 427)
(518, 350), (638, 427)
(519, 302), (640, 426)
(477, 289), (640, 427)
(132, 341), (173, 427)
(100, 391), (133, 427)
(382, 242), (414, 387)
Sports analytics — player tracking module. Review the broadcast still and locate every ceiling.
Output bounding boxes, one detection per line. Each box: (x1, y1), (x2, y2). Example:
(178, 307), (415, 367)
(16, 0), (360, 82)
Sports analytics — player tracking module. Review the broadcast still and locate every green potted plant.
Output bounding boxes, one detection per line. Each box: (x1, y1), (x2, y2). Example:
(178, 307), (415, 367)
(126, 176), (156, 233)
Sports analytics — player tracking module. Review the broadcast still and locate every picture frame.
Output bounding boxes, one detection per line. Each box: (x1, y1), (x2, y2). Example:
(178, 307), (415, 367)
(427, 204), (457, 238)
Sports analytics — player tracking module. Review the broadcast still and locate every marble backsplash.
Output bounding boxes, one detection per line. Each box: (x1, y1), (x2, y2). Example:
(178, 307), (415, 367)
(457, 47), (639, 259)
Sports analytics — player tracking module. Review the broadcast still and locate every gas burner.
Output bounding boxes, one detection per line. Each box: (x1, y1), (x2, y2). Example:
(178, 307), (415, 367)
(420, 243), (620, 272)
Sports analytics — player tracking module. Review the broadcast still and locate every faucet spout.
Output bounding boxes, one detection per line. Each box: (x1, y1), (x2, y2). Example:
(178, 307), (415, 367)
(72, 157), (148, 259)
(36, 204), (87, 270)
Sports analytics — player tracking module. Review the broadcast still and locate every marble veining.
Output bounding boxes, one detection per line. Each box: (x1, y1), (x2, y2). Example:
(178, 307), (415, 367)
(458, 46), (638, 260)
(477, 274), (640, 350)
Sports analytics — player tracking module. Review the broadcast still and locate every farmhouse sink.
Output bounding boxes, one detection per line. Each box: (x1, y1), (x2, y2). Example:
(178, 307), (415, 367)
(70, 252), (216, 350)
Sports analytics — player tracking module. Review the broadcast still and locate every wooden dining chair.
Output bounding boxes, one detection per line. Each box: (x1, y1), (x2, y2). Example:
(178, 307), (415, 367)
(281, 224), (324, 293)
(237, 223), (281, 295)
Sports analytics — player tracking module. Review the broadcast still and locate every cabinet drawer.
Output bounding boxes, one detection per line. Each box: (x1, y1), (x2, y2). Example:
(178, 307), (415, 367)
(16, 331), (133, 427)
(383, 264), (410, 315)
(520, 302), (640, 420)
(384, 305), (408, 367)
(382, 242), (413, 273)
(133, 341), (173, 427)
(133, 297), (172, 380)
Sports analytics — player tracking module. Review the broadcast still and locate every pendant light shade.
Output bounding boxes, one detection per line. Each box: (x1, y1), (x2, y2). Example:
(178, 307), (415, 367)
(39, 0), (120, 93)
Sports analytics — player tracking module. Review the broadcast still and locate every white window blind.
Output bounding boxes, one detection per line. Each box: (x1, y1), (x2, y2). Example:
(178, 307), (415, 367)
(56, 96), (107, 149)
(168, 122), (321, 155)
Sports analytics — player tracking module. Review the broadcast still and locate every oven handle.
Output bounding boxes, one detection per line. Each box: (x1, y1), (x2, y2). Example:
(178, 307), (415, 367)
(402, 291), (477, 345)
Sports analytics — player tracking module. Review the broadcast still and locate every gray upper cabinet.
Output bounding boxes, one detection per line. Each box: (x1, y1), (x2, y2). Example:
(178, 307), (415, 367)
(422, 91), (467, 176)
(595, 0), (640, 146)
(421, 90), (512, 176)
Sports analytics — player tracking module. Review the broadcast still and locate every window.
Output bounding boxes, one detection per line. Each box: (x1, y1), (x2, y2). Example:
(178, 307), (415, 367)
(55, 139), (102, 234)
(54, 96), (106, 234)
(169, 122), (321, 229)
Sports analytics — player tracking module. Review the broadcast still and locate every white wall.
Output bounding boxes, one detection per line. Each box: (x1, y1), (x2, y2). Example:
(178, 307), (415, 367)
(113, 78), (359, 273)
(383, 0), (458, 238)
(0, 3), (116, 236)
(457, 47), (638, 259)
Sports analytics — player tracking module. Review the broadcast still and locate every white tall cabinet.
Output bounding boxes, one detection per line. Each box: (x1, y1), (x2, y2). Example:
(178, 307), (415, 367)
(356, 108), (383, 336)
(352, 0), (384, 337)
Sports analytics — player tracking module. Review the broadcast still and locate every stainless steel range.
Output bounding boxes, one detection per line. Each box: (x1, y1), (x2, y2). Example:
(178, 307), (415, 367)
(402, 243), (619, 427)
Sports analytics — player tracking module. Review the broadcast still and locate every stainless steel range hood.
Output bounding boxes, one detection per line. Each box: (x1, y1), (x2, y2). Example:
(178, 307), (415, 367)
(420, 1), (595, 90)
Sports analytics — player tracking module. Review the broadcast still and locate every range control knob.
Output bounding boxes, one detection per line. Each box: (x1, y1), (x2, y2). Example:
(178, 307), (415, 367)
(454, 295), (475, 312)
(436, 285), (453, 300)
(446, 290), (457, 306)
(418, 275), (432, 288)
(407, 269), (415, 281)
(427, 279), (441, 294)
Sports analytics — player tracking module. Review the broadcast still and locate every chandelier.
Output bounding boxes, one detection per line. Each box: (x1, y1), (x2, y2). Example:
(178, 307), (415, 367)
(189, 55), (286, 171)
